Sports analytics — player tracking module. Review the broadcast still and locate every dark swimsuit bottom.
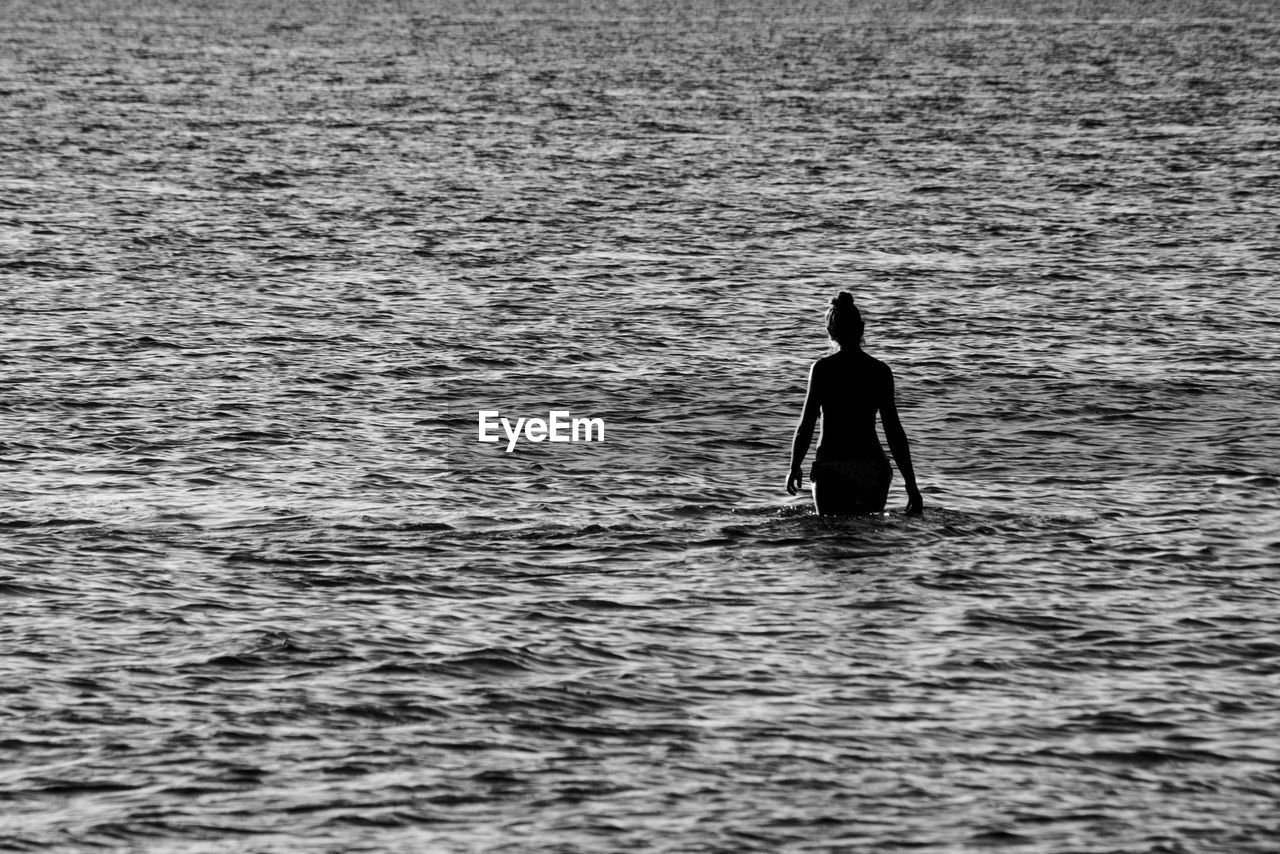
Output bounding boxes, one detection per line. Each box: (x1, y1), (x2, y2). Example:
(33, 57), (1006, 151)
(810, 456), (893, 507)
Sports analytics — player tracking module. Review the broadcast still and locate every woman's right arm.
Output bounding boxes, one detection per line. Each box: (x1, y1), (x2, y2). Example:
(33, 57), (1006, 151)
(880, 367), (923, 514)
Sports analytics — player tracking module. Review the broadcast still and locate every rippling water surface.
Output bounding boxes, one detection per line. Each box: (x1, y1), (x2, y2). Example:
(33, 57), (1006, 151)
(3, 0), (1280, 850)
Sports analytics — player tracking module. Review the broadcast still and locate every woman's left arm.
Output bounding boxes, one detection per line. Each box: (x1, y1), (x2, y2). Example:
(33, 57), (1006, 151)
(787, 362), (821, 495)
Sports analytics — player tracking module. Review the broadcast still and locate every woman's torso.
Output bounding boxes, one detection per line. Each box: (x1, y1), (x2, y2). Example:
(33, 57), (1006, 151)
(814, 349), (889, 462)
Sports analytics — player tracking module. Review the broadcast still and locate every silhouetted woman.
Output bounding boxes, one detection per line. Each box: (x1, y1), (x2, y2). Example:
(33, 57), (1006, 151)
(787, 292), (924, 515)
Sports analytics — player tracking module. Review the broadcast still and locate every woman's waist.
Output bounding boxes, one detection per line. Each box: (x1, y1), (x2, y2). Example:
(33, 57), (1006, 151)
(815, 442), (886, 462)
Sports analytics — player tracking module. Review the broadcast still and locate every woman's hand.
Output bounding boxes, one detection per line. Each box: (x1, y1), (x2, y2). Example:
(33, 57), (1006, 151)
(786, 466), (804, 495)
(906, 485), (924, 515)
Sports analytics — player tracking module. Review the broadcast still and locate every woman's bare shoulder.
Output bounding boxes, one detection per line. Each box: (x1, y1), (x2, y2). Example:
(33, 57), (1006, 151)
(861, 352), (893, 376)
(810, 352), (842, 374)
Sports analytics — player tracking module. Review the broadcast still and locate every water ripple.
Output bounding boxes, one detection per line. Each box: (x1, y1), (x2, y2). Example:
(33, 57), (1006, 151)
(3, 0), (1280, 850)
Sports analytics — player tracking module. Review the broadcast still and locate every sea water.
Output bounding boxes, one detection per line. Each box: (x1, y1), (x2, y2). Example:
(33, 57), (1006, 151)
(2, 0), (1279, 850)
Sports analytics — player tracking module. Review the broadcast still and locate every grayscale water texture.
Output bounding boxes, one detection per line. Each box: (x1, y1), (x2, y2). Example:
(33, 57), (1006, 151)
(3, 0), (1279, 850)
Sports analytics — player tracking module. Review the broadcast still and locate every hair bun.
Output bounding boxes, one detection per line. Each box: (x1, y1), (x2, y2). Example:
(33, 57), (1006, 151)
(825, 291), (865, 348)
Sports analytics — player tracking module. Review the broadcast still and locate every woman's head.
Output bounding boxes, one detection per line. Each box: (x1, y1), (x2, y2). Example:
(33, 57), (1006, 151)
(826, 291), (864, 349)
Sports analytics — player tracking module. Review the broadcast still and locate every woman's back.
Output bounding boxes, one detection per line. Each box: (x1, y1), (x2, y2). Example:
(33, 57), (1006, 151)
(787, 290), (922, 515)
(814, 349), (889, 462)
